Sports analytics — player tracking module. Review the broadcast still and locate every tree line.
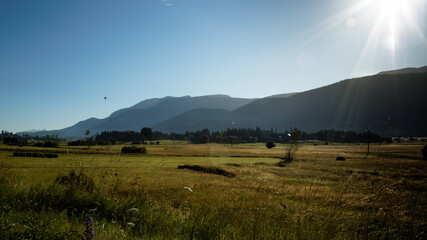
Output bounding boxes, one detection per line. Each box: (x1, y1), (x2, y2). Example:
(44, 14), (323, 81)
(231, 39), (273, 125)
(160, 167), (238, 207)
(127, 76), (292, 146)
(1, 128), (391, 146)
(94, 127), (391, 144)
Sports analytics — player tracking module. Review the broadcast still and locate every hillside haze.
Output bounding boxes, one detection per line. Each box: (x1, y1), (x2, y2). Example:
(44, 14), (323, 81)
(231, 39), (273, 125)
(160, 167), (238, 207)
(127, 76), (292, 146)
(154, 67), (427, 136)
(23, 95), (255, 138)
(21, 66), (427, 138)
(229, 70), (427, 136)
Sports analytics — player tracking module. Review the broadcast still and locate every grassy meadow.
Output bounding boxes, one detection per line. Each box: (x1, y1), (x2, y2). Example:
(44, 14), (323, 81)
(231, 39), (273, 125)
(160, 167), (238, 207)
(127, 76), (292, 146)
(0, 142), (426, 239)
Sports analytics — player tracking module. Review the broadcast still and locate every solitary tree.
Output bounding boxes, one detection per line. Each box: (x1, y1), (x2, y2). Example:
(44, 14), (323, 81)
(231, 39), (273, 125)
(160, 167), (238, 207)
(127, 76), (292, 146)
(141, 127), (153, 140)
(85, 130), (93, 148)
(284, 129), (301, 162)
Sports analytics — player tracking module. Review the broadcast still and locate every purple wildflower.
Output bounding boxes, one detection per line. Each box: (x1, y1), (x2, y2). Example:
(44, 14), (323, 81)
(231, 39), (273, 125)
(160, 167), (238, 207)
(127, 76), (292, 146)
(194, 231), (199, 235)
(283, 204), (288, 209)
(82, 217), (95, 240)
(115, 172), (118, 176)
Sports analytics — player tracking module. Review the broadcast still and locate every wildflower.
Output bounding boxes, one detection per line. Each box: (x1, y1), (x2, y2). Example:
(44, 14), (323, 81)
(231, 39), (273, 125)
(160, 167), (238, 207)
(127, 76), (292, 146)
(115, 172), (118, 176)
(184, 186), (193, 192)
(127, 222), (135, 227)
(128, 208), (138, 213)
(194, 231), (199, 235)
(82, 217), (95, 240)
(283, 204), (288, 209)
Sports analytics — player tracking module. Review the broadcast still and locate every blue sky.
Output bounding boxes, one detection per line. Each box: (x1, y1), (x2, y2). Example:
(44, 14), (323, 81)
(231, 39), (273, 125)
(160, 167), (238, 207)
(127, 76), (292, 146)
(1, 0), (426, 132)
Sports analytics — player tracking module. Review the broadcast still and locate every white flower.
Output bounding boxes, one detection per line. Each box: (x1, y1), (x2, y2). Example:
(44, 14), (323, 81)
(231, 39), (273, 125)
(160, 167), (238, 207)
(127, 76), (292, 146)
(127, 222), (135, 227)
(184, 186), (193, 192)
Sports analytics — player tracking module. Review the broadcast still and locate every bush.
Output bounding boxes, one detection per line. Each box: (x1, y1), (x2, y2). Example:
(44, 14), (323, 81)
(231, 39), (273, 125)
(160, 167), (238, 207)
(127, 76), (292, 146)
(3, 137), (18, 145)
(277, 157), (294, 167)
(266, 141), (276, 149)
(34, 141), (58, 148)
(55, 171), (95, 192)
(177, 165), (235, 178)
(121, 146), (147, 154)
(13, 152), (25, 157)
(96, 140), (111, 145)
(67, 140), (84, 146)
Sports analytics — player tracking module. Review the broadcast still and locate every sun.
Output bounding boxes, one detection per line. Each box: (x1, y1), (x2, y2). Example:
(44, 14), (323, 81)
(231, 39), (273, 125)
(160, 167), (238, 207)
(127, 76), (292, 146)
(378, 0), (409, 52)
(288, 0), (426, 72)
(351, 0), (426, 71)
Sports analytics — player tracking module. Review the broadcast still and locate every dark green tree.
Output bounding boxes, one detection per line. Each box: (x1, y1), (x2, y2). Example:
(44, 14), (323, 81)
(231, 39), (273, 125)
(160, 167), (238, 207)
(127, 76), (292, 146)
(266, 141), (276, 149)
(85, 130), (93, 148)
(141, 127), (153, 140)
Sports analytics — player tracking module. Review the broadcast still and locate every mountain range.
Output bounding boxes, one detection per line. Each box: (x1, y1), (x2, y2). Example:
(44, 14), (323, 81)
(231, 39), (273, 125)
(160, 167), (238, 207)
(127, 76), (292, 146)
(21, 66), (427, 138)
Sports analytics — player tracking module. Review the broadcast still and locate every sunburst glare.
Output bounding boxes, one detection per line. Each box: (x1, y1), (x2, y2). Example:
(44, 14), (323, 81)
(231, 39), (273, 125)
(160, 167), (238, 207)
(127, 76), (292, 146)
(352, 0), (426, 73)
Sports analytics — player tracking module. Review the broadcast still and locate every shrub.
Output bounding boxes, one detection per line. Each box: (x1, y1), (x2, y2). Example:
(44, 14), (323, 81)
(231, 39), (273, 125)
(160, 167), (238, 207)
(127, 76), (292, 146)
(266, 141), (276, 149)
(13, 152), (25, 157)
(55, 171), (95, 192)
(34, 141), (58, 148)
(177, 165), (235, 178)
(277, 157), (293, 167)
(96, 140), (111, 145)
(45, 153), (59, 158)
(121, 146), (147, 154)
(67, 140), (84, 146)
(3, 137), (19, 145)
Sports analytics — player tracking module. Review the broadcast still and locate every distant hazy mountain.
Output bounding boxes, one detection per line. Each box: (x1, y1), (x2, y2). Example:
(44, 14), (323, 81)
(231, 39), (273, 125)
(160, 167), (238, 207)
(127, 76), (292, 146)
(230, 71), (427, 136)
(266, 92), (298, 98)
(20, 66), (427, 138)
(378, 66), (427, 75)
(154, 66), (427, 136)
(20, 129), (46, 133)
(153, 108), (234, 133)
(21, 95), (255, 138)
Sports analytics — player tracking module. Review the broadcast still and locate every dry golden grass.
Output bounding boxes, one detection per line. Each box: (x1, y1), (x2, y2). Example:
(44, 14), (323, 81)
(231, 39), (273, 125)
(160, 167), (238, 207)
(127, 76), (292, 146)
(1, 142), (426, 239)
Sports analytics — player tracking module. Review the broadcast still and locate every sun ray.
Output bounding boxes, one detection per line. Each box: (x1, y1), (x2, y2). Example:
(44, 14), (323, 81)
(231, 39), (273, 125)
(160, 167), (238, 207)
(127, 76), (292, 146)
(354, 0), (426, 74)
(294, 0), (373, 49)
(354, 8), (386, 74)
